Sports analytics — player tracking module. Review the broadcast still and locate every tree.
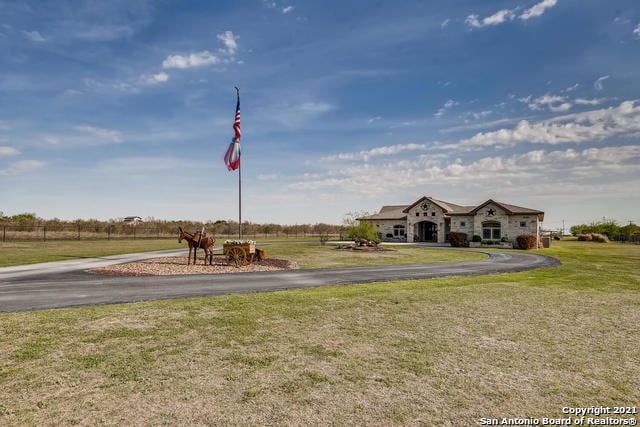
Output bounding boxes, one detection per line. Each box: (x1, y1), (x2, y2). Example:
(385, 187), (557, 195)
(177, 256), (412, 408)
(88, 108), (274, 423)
(342, 211), (380, 243)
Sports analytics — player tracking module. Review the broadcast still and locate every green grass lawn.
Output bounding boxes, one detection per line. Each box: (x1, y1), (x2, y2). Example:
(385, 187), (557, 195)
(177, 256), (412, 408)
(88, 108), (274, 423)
(0, 240), (184, 267)
(265, 243), (486, 268)
(0, 241), (638, 425)
(0, 240), (486, 268)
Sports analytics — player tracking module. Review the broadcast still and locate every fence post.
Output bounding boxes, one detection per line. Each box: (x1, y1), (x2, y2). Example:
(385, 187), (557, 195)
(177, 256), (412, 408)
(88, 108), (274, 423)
(133, 227), (136, 240)
(2, 226), (5, 242)
(77, 225), (81, 240)
(107, 225), (111, 240)
(43, 226), (47, 242)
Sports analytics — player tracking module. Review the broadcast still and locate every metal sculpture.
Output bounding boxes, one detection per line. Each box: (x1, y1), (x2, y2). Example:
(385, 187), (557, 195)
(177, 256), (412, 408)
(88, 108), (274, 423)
(178, 227), (215, 265)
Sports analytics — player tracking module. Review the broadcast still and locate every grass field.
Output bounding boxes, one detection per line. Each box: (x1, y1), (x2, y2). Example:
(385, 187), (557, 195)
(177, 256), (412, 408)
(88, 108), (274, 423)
(0, 240), (486, 268)
(265, 243), (487, 268)
(0, 241), (638, 425)
(0, 240), (184, 267)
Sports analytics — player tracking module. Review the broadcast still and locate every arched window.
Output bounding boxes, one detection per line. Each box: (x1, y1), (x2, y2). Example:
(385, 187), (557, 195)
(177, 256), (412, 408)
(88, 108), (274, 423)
(393, 224), (406, 236)
(482, 221), (501, 240)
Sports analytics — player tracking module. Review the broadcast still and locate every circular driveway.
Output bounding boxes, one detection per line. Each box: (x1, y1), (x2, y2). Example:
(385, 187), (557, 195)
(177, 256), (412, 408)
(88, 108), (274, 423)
(0, 248), (560, 313)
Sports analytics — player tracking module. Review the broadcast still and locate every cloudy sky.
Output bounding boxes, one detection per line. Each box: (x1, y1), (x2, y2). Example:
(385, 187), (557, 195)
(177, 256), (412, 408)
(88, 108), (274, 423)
(1, 0), (639, 229)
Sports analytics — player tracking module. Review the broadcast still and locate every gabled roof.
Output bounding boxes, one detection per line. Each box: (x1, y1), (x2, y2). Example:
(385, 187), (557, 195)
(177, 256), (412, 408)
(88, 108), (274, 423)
(361, 197), (544, 221)
(468, 199), (544, 220)
(401, 196), (472, 214)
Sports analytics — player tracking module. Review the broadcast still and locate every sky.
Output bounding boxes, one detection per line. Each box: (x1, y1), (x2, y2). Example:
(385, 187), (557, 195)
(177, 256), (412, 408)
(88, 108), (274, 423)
(1, 0), (639, 229)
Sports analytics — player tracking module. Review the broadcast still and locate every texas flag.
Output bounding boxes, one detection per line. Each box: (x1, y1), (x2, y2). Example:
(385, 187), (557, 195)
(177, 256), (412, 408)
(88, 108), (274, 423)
(224, 90), (241, 171)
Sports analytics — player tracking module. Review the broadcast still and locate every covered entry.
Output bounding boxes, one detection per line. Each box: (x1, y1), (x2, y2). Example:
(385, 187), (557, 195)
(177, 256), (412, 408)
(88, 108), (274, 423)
(415, 221), (438, 242)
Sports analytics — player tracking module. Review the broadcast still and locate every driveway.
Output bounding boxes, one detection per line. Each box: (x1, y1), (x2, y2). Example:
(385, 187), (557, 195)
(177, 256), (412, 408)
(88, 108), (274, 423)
(0, 247), (560, 313)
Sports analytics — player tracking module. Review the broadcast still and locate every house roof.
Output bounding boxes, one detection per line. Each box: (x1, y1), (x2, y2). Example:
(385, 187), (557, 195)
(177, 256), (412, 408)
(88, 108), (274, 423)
(360, 205), (408, 220)
(467, 199), (545, 220)
(401, 196), (473, 214)
(361, 197), (544, 221)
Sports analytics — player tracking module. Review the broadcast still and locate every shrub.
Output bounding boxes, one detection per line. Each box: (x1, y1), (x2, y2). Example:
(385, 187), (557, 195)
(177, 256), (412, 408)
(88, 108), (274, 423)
(500, 236), (510, 243)
(447, 232), (468, 247)
(590, 233), (610, 243)
(515, 234), (537, 250)
(577, 233), (610, 243)
(472, 235), (482, 243)
(342, 212), (381, 244)
(344, 221), (380, 243)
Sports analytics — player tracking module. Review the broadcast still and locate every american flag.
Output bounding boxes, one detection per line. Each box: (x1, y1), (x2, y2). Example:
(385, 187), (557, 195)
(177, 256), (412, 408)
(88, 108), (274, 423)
(224, 89), (241, 171)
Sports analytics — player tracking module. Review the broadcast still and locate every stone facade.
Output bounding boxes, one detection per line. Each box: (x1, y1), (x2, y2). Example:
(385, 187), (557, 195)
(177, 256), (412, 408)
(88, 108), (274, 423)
(362, 197), (544, 245)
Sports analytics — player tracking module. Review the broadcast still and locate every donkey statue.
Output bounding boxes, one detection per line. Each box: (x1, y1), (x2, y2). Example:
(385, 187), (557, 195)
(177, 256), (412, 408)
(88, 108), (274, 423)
(178, 227), (216, 265)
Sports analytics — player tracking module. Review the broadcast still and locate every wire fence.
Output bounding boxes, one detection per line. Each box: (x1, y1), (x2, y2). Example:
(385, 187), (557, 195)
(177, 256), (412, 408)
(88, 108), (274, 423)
(0, 225), (342, 242)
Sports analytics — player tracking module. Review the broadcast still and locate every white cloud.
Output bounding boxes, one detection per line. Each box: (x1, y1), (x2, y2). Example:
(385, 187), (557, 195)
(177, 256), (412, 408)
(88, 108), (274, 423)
(527, 94), (605, 113)
(435, 99), (459, 117)
(162, 30), (239, 69)
(0, 146), (20, 157)
(441, 19), (451, 29)
(75, 125), (124, 144)
(367, 116), (382, 124)
(455, 100), (640, 149)
(466, 9), (516, 28)
(21, 30), (46, 42)
(574, 98), (605, 106)
(321, 143), (427, 162)
(289, 145), (640, 198)
(466, 0), (557, 29)
(162, 51), (220, 69)
(141, 71), (169, 85)
(439, 117), (523, 134)
(563, 83), (579, 92)
(633, 23), (640, 39)
(594, 75), (610, 91)
(471, 110), (493, 119)
(520, 0), (557, 21)
(528, 94), (572, 112)
(282, 6), (294, 14)
(0, 160), (46, 176)
(216, 30), (239, 55)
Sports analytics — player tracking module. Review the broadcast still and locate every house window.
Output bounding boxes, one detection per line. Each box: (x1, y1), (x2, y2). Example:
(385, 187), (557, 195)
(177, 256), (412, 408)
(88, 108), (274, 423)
(423, 212), (428, 216)
(393, 225), (405, 236)
(431, 212), (436, 216)
(482, 221), (501, 240)
(416, 212), (420, 217)
(460, 221), (466, 227)
(520, 221), (527, 227)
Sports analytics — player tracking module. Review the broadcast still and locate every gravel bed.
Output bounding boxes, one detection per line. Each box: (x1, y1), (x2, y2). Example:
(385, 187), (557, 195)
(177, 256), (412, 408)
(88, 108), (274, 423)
(92, 257), (299, 276)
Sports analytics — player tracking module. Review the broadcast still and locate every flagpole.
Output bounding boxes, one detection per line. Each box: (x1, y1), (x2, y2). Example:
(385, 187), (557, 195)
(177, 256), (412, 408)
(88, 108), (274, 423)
(238, 148), (242, 239)
(235, 86), (242, 240)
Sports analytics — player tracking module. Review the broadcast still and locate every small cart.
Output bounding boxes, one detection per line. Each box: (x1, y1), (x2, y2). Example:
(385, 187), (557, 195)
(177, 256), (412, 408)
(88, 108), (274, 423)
(223, 242), (256, 267)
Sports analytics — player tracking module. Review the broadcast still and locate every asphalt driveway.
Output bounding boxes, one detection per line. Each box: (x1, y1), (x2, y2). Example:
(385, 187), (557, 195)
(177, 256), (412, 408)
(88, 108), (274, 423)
(0, 248), (560, 313)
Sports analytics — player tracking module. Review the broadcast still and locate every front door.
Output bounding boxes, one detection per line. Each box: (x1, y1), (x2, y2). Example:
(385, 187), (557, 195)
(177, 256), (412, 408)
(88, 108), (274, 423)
(416, 221), (438, 242)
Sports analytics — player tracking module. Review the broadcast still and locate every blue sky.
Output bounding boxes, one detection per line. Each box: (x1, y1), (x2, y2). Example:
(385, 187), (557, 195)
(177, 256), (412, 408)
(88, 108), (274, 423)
(1, 0), (639, 229)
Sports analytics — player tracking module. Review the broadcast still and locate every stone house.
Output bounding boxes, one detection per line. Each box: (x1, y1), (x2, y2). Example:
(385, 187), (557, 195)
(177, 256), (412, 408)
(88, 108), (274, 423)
(361, 196), (544, 244)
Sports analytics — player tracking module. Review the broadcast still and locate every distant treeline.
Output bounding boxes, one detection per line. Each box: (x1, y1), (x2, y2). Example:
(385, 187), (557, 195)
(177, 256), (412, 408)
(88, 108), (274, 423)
(570, 219), (639, 242)
(0, 212), (344, 241)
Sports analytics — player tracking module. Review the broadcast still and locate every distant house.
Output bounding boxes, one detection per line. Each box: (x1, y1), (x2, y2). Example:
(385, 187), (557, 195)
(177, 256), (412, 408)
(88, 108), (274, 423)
(361, 196), (544, 244)
(123, 216), (143, 224)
